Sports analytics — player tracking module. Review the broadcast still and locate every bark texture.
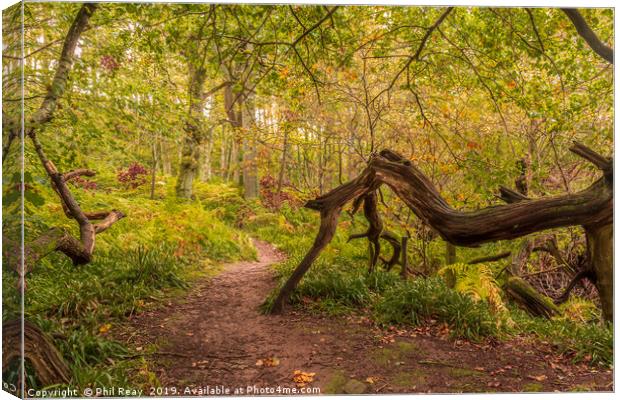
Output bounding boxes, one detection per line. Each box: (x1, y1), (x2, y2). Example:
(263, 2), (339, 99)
(2, 320), (72, 388)
(586, 224), (613, 321)
(504, 277), (561, 318)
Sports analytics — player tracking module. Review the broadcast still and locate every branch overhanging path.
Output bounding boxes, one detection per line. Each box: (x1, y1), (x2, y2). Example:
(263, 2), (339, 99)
(562, 8), (614, 64)
(269, 144), (612, 314)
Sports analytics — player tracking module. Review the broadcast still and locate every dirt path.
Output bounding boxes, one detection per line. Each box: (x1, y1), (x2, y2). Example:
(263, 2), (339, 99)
(121, 240), (612, 395)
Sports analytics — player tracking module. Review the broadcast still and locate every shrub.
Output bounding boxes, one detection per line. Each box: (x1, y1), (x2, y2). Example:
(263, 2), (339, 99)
(117, 162), (149, 188)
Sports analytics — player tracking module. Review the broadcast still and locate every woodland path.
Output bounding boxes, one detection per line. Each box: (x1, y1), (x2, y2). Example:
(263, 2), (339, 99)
(121, 240), (612, 395)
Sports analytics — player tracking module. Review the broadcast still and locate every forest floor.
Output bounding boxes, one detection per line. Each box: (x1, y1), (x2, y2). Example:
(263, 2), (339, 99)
(120, 240), (613, 395)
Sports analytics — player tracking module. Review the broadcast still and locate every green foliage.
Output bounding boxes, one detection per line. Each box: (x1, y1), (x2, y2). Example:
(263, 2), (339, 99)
(511, 308), (612, 367)
(374, 277), (499, 340)
(3, 2), (614, 390)
(438, 262), (509, 315)
(557, 297), (601, 324)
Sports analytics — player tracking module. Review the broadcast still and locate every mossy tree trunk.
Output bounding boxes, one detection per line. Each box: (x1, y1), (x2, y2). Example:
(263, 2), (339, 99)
(586, 223), (613, 322)
(176, 63), (207, 199)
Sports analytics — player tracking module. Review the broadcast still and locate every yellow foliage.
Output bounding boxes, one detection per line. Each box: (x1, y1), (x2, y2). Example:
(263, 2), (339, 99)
(557, 297), (600, 323)
(438, 263), (509, 317)
(98, 323), (112, 334)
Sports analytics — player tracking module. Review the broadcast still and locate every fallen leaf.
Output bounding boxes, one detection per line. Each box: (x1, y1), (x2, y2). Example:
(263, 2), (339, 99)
(99, 323), (112, 334)
(474, 367), (485, 372)
(528, 375), (547, 382)
(293, 370), (316, 387)
(365, 377), (375, 384)
(258, 357), (280, 367)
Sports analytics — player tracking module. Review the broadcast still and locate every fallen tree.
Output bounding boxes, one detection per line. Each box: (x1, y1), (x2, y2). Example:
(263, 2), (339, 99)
(268, 144), (612, 321)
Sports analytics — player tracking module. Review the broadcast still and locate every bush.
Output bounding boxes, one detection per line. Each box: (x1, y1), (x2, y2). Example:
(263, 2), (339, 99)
(117, 162), (149, 189)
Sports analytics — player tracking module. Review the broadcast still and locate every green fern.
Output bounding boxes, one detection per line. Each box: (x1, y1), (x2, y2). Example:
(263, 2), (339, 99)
(438, 263), (508, 316)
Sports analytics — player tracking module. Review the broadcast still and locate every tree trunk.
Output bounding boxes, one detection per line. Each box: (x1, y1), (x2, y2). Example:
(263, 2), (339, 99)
(175, 63), (207, 199)
(400, 236), (409, 279)
(586, 223), (613, 322)
(277, 130), (289, 196)
(3, 320), (72, 389)
(445, 242), (456, 264)
(270, 209), (341, 314)
(175, 132), (201, 199)
(504, 277), (560, 318)
(200, 135), (214, 182)
(242, 98), (259, 199)
(150, 139), (157, 199)
(160, 140), (172, 175)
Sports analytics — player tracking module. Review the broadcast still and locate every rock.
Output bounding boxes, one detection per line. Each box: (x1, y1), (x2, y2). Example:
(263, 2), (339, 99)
(343, 379), (367, 394)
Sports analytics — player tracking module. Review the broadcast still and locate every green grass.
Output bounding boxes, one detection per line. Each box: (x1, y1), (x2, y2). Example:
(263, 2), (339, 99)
(511, 307), (613, 367)
(373, 277), (500, 340)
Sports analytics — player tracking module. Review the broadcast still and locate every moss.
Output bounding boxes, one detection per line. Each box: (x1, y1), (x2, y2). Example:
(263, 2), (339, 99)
(447, 367), (482, 378)
(504, 276), (560, 318)
(522, 382), (544, 392)
(371, 340), (422, 367)
(392, 370), (427, 387)
(569, 383), (597, 392)
(323, 370), (347, 394)
(372, 348), (397, 367)
(396, 341), (418, 353)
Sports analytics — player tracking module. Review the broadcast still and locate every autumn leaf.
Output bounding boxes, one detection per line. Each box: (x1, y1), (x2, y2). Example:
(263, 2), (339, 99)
(527, 374), (547, 382)
(256, 357), (280, 367)
(99, 323), (111, 334)
(293, 370), (316, 387)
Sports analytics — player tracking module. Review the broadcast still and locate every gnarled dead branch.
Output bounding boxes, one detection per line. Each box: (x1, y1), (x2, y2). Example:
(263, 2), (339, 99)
(270, 143), (612, 321)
